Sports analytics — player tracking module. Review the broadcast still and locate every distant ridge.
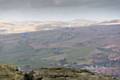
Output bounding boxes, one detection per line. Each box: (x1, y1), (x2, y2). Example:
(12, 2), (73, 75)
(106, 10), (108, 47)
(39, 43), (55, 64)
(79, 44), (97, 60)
(100, 19), (120, 25)
(0, 19), (120, 34)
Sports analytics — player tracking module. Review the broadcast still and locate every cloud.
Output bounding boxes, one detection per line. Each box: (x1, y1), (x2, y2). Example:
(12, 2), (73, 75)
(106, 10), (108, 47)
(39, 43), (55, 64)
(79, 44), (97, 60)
(0, 0), (119, 21)
(0, 0), (119, 9)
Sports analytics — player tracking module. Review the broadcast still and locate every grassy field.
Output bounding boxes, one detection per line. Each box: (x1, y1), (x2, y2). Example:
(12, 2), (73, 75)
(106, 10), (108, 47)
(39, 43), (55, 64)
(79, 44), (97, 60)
(0, 46), (93, 67)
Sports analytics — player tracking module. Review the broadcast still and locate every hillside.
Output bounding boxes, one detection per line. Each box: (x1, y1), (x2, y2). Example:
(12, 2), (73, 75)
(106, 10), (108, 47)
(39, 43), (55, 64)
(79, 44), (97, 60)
(0, 22), (120, 76)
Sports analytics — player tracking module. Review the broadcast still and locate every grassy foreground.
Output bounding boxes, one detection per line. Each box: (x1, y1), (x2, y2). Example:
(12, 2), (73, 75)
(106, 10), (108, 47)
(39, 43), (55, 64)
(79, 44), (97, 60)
(0, 64), (119, 80)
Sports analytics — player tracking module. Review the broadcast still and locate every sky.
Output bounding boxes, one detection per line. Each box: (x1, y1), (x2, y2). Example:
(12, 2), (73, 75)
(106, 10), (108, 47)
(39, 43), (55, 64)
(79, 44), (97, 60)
(0, 0), (120, 21)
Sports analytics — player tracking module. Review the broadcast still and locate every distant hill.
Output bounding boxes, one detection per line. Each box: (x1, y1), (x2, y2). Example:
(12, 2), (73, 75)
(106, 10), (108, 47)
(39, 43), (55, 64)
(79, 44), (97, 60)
(1, 19), (120, 34)
(100, 19), (120, 25)
(0, 19), (98, 34)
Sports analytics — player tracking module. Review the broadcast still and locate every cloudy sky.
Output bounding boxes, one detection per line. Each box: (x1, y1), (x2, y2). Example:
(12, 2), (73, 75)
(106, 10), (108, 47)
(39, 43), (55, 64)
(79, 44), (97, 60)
(0, 0), (119, 21)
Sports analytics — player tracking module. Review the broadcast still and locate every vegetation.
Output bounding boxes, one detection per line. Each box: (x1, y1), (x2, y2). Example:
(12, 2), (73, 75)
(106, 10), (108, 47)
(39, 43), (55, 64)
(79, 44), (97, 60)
(0, 64), (23, 80)
(0, 64), (119, 80)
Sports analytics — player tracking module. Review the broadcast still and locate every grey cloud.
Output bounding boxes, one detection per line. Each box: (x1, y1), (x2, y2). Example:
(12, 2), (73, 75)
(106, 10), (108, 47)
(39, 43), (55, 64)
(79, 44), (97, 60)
(0, 0), (119, 9)
(0, 0), (119, 21)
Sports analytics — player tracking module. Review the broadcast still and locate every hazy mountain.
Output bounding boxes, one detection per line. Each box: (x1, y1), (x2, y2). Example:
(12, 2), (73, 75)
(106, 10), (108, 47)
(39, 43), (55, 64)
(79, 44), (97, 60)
(68, 19), (98, 27)
(0, 19), (109, 34)
(100, 19), (120, 25)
